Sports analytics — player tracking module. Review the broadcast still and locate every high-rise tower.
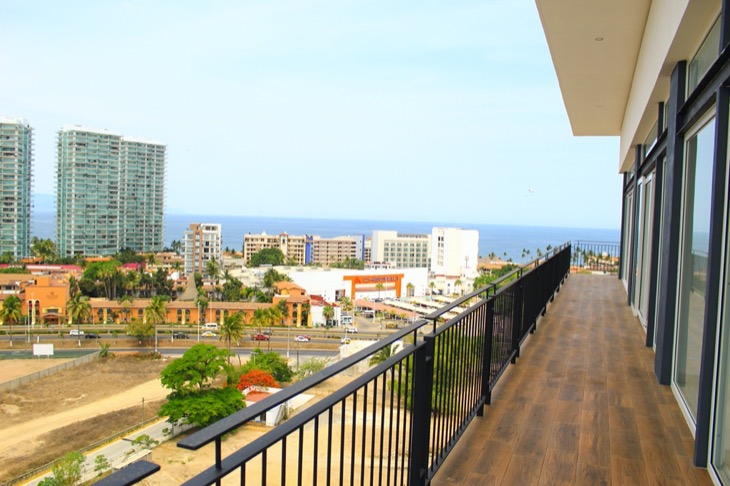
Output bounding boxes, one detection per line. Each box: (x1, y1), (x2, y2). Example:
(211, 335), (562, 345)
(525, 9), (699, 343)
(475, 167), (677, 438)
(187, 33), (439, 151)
(56, 126), (166, 257)
(0, 117), (33, 259)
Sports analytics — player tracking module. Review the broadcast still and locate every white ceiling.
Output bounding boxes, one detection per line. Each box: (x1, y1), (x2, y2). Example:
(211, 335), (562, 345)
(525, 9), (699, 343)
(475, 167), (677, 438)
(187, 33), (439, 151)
(535, 0), (652, 136)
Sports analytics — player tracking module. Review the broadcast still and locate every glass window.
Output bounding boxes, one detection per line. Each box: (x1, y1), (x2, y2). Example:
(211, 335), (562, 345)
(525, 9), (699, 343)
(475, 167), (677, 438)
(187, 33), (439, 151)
(715, 284), (730, 481)
(688, 17), (721, 93)
(674, 115), (715, 421)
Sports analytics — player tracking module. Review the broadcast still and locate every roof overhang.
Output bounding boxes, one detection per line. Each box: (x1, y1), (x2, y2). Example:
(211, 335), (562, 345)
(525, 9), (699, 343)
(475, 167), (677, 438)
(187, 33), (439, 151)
(535, 0), (651, 136)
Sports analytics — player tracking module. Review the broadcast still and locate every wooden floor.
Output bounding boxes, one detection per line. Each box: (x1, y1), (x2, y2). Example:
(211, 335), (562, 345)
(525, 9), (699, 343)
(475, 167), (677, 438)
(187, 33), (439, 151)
(431, 273), (713, 486)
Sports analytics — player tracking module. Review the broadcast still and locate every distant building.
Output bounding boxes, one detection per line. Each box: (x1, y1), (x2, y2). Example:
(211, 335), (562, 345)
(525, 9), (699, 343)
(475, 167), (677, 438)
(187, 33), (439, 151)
(242, 232), (308, 266)
(371, 230), (431, 269)
(184, 223), (222, 275)
(0, 117), (33, 259)
(310, 235), (365, 266)
(56, 126), (166, 257)
(430, 227), (479, 278)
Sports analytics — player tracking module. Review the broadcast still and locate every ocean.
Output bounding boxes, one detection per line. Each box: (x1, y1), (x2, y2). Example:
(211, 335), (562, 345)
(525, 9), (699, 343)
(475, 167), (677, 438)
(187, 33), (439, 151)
(33, 212), (619, 263)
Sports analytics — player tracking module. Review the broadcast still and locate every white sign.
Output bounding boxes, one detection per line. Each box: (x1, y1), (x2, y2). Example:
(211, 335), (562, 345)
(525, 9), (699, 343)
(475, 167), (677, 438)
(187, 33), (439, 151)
(33, 343), (54, 357)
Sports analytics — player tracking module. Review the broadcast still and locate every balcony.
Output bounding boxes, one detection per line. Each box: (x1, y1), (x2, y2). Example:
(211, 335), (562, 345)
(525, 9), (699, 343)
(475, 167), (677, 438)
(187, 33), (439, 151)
(431, 273), (712, 485)
(103, 244), (713, 485)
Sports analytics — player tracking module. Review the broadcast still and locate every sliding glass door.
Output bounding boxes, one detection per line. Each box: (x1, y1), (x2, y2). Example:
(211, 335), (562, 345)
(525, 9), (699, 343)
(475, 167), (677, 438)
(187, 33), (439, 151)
(673, 114), (715, 421)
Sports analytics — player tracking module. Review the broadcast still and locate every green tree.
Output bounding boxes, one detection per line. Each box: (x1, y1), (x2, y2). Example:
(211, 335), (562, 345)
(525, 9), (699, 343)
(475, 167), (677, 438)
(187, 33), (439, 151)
(93, 455), (111, 476)
(153, 268), (173, 296)
(241, 348), (293, 383)
(66, 293), (91, 325)
(252, 308), (268, 335)
(39, 451), (85, 486)
(170, 239), (183, 255)
(262, 268), (291, 289)
(125, 320), (155, 343)
(160, 343), (232, 392)
(221, 272), (243, 301)
(249, 248), (285, 267)
(454, 279), (463, 296)
(330, 258), (364, 269)
(219, 312), (245, 364)
(158, 344), (244, 428)
(339, 296), (353, 321)
(296, 357), (328, 380)
(322, 305), (335, 326)
(375, 282), (385, 300)
(205, 259), (220, 282)
(0, 295), (23, 346)
(145, 296), (167, 351)
(369, 343), (398, 366)
(30, 237), (58, 263)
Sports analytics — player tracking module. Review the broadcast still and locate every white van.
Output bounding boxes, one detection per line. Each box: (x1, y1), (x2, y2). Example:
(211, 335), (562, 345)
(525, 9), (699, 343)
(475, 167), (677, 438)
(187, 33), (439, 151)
(203, 323), (219, 330)
(69, 329), (84, 336)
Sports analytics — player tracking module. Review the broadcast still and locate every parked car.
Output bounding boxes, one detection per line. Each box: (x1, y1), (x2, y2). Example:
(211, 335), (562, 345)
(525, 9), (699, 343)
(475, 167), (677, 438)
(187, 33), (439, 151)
(69, 329), (84, 336)
(84, 332), (100, 339)
(294, 335), (311, 342)
(344, 326), (358, 333)
(201, 331), (217, 338)
(173, 332), (189, 339)
(252, 333), (270, 341)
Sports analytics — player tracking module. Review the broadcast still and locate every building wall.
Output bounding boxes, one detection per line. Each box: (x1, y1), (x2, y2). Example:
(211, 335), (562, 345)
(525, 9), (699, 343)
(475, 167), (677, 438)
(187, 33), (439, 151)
(184, 223), (222, 275)
(0, 118), (33, 259)
(56, 126), (166, 257)
(243, 232), (307, 265)
(371, 230), (431, 269)
(430, 227), (479, 278)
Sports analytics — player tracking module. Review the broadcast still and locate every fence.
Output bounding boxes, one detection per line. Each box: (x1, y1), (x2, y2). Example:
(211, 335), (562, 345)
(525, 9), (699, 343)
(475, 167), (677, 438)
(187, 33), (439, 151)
(571, 240), (620, 274)
(151, 243), (572, 486)
(0, 351), (100, 392)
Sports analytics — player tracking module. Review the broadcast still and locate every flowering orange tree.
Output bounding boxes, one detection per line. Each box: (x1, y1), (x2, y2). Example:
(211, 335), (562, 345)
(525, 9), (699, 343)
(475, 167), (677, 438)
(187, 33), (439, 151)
(237, 369), (278, 391)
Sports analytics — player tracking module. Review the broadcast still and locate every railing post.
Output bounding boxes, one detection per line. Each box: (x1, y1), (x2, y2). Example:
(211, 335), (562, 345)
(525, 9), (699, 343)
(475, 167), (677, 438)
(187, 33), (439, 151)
(408, 336), (435, 486)
(511, 281), (523, 363)
(480, 299), (495, 411)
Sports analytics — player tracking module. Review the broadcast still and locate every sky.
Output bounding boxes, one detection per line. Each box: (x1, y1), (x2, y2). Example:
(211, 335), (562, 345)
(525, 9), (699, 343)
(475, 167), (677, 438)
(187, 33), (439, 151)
(1, 0), (621, 229)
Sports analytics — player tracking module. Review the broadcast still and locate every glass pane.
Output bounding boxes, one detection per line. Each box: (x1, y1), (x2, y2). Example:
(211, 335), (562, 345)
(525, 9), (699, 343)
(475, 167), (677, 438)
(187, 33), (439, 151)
(688, 17), (721, 93)
(714, 303), (730, 482)
(675, 117), (715, 420)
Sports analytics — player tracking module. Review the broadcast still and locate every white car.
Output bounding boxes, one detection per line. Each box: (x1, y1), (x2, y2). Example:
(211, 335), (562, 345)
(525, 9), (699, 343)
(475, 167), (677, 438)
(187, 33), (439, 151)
(294, 335), (311, 342)
(344, 326), (358, 333)
(201, 331), (217, 338)
(69, 329), (84, 336)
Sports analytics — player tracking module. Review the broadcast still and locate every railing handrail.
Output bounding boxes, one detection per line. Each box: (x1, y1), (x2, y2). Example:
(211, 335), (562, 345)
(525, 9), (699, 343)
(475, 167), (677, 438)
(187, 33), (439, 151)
(172, 242), (571, 486)
(179, 241), (571, 454)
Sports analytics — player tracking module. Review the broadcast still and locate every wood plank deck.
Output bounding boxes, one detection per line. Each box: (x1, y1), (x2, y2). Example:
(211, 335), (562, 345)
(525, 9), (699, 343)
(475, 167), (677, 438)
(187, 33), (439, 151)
(431, 273), (713, 486)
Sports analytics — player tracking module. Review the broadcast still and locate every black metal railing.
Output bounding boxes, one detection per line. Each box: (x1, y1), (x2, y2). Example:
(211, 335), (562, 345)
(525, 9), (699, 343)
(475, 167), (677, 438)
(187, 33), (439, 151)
(145, 243), (571, 486)
(571, 240), (620, 274)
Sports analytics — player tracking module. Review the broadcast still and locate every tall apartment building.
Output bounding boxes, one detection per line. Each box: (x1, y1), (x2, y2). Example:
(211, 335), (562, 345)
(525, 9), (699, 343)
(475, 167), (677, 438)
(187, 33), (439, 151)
(56, 126), (165, 257)
(430, 227), (479, 278)
(184, 223), (222, 275)
(0, 117), (33, 259)
(371, 230), (431, 269)
(242, 232), (308, 266)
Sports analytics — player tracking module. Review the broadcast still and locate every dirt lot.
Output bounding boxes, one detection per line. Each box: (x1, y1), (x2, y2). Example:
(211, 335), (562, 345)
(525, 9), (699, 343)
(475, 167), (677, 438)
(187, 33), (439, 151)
(0, 354), (168, 482)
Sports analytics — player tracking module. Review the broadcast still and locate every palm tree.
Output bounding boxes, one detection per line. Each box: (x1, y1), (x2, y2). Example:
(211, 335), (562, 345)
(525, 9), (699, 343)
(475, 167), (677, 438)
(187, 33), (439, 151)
(375, 283), (385, 300)
(340, 296), (353, 320)
(428, 282), (436, 300)
(252, 308), (268, 346)
(322, 305), (335, 327)
(67, 293), (91, 325)
(454, 279), (463, 296)
(206, 259), (220, 283)
(0, 295), (23, 347)
(219, 312), (245, 365)
(266, 306), (283, 351)
(144, 296), (167, 353)
(406, 282), (414, 297)
(369, 343), (397, 366)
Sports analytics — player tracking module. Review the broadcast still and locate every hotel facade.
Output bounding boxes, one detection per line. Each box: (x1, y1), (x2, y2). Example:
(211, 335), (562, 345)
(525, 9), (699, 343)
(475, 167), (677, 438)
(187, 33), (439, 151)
(0, 117), (33, 259)
(184, 223), (222, 275)
(56, 126), (166, 257)
(537, 1), (729, 481)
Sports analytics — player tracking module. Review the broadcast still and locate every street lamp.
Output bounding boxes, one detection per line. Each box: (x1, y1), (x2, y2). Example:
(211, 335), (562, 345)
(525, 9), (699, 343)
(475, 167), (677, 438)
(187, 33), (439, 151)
(197, 301), (201, 342)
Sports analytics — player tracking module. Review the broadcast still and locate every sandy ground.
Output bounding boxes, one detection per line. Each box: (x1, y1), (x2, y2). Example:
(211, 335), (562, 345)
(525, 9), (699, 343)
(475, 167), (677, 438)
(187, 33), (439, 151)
(0, 358), (73, 383)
